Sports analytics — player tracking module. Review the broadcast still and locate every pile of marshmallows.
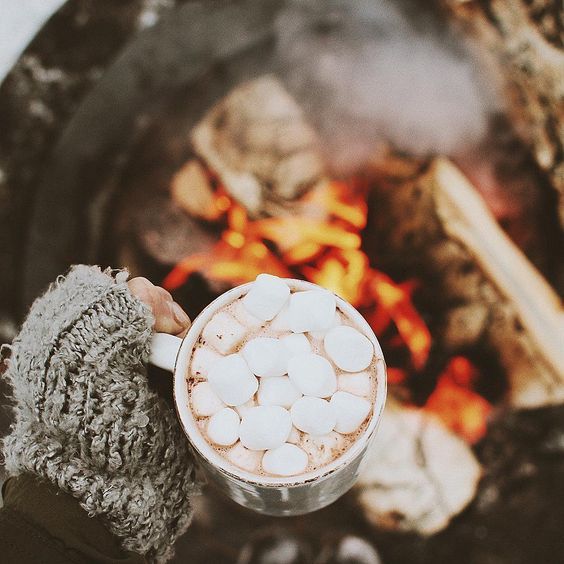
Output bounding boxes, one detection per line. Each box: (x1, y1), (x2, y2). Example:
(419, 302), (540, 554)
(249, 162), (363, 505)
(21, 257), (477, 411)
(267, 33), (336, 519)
(190, 274), (375, 477)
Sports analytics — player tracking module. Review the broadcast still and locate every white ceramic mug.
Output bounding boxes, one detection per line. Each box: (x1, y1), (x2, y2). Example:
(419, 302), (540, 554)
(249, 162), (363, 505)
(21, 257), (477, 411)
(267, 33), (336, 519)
(150, 279), (387, 516)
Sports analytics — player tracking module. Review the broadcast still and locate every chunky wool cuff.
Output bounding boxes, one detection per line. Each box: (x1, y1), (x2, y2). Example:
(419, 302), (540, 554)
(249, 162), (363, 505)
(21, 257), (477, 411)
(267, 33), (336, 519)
(2, 265), (199, 562)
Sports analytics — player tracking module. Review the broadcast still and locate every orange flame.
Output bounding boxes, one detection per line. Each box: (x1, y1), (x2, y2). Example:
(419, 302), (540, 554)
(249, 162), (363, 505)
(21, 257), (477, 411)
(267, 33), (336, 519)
(367, 272), (431, 370)
(165, 178), (431, 370)
(166, 171), (490, 444)
(424, 357), (492, 443)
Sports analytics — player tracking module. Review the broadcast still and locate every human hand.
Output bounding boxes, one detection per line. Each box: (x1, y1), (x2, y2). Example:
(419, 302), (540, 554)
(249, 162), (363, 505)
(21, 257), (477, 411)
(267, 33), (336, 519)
(128, 277), (191, 337)
(3, 266), (198, 560)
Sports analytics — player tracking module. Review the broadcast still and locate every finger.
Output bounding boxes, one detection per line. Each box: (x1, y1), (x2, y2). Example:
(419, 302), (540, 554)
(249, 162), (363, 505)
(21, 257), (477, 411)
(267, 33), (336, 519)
(170, 302), (191, 336)
(128, 278), (190, 334)
(158, 301), (191, 335)
(175, 325), (191, 339)
(151, 287), (184, 334)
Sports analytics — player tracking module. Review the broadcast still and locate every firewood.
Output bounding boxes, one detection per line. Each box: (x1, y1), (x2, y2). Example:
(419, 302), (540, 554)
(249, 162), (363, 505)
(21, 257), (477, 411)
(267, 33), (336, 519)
(170, 160), (220, 221)
(370, 157), (564, 409)
(441, 0), (564, 228)
(191, 75), (326, 216)
(356, 399), (481, 535)
(129, 196), (217, 266)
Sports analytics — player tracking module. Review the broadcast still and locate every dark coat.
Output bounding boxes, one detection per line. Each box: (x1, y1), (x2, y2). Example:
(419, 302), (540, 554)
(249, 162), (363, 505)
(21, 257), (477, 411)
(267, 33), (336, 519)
(0, 474), (145, 563)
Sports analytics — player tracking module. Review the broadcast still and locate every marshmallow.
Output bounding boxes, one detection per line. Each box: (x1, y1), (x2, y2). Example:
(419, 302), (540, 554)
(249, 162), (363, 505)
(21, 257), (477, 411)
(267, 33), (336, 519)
(269, 302), (292, 332)
(242, 337), (287, 378)
(239, 406), (292, 450)
(243, 274), (290, 321)
(301, 431), (345, 466)
(291, 397), (337, 436)
(262, 444), (309, 476)
(227, 441), (262, 473)
(338, 371), (372, 398)
(324, 326), (374, 372)
(309, 311), (342, 340)
(280, 333), (312, 358)
(235, 398), (256, 419)
(287, 426), (301, 444)
(288, 290), (336, 333)
(288, 353), (337, 398)
(190, 381), (225, 416)
(190, 345), (221, 378)
(257, 376), (302, 408)
(206, 408), (240, 446)
(231, 298), (264, 329)
(207, 354), (258, 406)
(329, 391), (372, 434)
(202, 311), (247, 354)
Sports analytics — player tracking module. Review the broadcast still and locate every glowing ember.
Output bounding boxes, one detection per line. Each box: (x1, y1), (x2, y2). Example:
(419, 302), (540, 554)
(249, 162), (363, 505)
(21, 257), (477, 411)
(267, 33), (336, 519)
(367, 272), (431, 370)
(386, 367), (408, 385)
(165, 170), (490, 443)
(163, 195), (292, 289)
(424, 357), (492, 444)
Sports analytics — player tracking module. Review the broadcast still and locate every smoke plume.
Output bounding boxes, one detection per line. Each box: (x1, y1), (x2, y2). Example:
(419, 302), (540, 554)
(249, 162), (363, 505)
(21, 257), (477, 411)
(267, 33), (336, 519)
(275, 0), (500, 174)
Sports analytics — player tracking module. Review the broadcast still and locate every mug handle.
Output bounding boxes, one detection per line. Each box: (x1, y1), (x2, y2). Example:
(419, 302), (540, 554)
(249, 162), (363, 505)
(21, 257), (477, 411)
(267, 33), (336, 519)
(149, 333), (183, 372)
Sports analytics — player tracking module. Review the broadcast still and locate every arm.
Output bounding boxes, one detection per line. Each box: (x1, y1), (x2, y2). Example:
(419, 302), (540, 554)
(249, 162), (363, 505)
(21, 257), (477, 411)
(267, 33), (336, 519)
(2, 265), (199, 562)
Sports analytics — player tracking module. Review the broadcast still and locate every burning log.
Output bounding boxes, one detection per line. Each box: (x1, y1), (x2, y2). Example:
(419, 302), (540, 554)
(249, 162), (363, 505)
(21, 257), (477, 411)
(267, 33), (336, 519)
(356, 399), (481, 535)
(191, 75), (326, 216)
(166, 81), (491, 533)
(370, 156), (564, 409)
(118, 195), (218, 275)
(170, 159), (224, 221)
(442, 0), (564, 228)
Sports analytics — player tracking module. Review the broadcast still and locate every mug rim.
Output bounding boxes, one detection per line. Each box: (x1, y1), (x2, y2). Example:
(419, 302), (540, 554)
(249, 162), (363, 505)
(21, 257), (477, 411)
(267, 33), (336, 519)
(172, 278), (387, 487)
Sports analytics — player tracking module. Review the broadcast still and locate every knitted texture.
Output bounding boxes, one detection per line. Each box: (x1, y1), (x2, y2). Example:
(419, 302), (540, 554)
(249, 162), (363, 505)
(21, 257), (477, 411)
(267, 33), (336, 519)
(2, 265), (199, 562)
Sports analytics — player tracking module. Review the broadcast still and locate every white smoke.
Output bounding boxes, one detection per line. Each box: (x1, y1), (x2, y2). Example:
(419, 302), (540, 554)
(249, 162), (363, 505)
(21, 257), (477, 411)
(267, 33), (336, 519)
(275, 0), (499, 173)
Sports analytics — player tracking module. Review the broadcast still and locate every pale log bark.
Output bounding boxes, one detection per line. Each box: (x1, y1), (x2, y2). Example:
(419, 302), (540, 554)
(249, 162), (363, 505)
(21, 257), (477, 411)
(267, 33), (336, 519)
(443, 0), (564, 227)
(191, 75), (325, 217)
(356, 399), (481, 535)
(170, 160), (219, 221)
(370, 157), (564, 408)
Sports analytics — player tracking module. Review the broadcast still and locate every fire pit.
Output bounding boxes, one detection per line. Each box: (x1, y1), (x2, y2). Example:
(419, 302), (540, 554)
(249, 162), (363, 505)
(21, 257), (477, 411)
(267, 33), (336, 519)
(1, 1), (563, 563)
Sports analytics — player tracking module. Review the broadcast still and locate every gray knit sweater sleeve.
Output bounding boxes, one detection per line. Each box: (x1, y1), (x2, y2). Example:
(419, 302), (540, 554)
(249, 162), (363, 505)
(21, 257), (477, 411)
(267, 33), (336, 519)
(2, 265), (200, 562)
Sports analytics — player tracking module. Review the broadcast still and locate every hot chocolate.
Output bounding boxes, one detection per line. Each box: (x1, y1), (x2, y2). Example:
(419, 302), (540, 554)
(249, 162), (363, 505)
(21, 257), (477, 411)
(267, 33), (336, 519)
(187, 274), (378, 478)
